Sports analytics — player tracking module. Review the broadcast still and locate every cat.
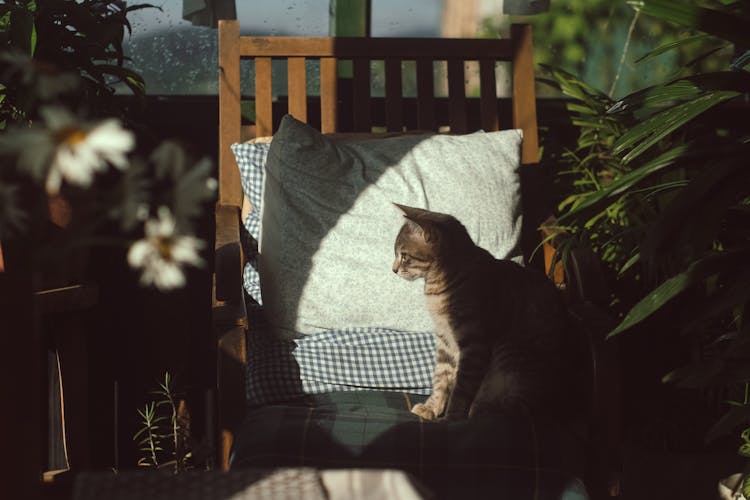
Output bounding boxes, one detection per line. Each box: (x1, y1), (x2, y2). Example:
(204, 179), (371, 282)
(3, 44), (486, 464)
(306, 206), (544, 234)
(392, 203), (570, 420)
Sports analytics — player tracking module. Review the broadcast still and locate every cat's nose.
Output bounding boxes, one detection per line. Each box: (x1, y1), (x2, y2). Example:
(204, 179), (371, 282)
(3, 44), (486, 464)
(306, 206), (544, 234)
(392, 264), (399, 274)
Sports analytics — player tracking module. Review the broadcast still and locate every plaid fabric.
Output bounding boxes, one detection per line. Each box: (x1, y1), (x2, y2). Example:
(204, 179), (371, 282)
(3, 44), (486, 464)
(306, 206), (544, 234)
(241, 218), (262, 305)
(232, 391), (590, 500)
(231, 142), (268, 240)
(246, 306), (435, 405)
(230, 142), (268, 304)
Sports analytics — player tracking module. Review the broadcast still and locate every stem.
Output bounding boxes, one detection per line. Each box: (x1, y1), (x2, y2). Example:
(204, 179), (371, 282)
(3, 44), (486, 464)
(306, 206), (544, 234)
(609, 10), (640, 98)
(171, 395), (179, 472)
(149, 429), (158, 467)
(147, 409), (159, 467)
(162, 373), (180, 473)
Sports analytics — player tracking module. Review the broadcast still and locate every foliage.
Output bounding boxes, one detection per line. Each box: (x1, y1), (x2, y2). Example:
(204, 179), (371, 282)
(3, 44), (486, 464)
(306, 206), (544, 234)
(134, 372), (192, 471)
(0, 0), (154, 128)
(540, 67), (641, 271)
(551, 0), (750, 473)
(480, 0), (734, 97)
(0, 0), (213, 290)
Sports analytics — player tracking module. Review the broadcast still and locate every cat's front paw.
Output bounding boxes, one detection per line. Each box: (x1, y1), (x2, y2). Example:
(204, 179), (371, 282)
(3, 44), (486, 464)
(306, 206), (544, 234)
(411, 403), (437, 420)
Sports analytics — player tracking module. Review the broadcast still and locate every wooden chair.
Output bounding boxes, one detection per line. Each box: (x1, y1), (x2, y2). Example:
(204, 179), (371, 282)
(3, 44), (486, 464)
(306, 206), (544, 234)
(213, 19), (620, 496)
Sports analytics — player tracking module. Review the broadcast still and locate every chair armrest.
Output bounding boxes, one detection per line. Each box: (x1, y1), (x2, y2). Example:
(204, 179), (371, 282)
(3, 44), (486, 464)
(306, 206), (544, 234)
(212, 203), (248, 470)
(214, 203), (245, 308)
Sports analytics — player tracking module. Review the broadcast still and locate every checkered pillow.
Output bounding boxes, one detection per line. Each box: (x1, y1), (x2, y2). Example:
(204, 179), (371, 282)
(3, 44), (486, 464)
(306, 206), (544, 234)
(230, 142), (269, 304)
(246, 306), (435, 405)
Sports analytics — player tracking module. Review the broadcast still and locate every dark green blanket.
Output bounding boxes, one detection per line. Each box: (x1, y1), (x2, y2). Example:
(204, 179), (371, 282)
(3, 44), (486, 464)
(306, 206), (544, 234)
(231, 391), (590, 499)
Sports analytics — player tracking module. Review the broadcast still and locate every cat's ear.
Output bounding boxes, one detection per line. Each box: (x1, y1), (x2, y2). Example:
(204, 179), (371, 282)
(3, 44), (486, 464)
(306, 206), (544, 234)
(393, 203), (429, 221)
(393, 203), (438, 243)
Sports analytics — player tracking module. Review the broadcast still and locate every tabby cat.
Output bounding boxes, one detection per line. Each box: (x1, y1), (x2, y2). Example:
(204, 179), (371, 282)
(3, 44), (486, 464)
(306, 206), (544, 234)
(392, 204), (570, 420)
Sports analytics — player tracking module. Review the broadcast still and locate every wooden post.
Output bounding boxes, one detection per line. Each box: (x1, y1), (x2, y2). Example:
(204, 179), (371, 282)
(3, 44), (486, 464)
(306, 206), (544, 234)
(511, 24), (540, 165)
(218, 19), (242, 208)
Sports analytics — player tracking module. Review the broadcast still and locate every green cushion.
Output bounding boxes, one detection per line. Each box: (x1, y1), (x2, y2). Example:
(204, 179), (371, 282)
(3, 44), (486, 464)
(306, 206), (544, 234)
(231, 391), (590, 499)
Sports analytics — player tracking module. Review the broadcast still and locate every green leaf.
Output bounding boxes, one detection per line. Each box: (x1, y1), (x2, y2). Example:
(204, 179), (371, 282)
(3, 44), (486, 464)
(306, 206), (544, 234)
(608, 248), (750, 338)
(635, 34), (711, 64)
(133, 428), (149, 441)
(628, 0), (750, 47)
(614, 90), (739, 163)
(9, 7), (36, 56)
(93, 64), (146, 95)
(641, 154), (750, 261)
(566, 103), (599, 115)
(557, 144), (691, 222)
(619, 252), (641, 275)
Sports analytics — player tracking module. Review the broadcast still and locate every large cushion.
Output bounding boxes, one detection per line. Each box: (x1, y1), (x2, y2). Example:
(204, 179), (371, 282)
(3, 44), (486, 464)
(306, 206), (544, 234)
(260, 115), (524, 338)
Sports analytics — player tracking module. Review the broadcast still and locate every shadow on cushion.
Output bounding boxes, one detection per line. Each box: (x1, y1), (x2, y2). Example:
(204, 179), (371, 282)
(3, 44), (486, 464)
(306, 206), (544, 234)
(231, 391), (589, 500)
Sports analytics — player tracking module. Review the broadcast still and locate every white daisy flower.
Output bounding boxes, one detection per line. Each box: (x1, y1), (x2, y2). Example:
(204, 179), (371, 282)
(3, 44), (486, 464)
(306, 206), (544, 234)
(127, 207), (205, 291)
(46, 116), (135, 195)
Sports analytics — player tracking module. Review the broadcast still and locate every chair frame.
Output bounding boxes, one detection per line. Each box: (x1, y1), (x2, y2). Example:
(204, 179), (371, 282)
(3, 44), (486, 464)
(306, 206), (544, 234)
(213, 19), (620, 496)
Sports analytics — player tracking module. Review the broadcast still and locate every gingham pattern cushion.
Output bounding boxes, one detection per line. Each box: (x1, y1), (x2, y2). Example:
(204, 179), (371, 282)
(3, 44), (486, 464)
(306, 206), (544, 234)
(246, 306), (435, 405)
(230, 142), (268, 303)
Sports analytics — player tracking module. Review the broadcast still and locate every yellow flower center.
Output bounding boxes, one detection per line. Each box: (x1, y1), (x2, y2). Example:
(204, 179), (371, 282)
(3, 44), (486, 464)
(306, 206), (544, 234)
(55, 127), (88, 147)
(154, 236), (174, 260)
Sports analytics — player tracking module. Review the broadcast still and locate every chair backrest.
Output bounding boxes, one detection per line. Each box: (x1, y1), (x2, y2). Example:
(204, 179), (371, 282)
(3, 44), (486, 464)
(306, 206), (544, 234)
(217, 19), (539, 212)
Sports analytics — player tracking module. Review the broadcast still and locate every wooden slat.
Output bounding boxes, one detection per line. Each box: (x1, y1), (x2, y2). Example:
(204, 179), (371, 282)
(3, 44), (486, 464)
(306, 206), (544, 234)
(320, 57), (338, 133)
(287, 57), (307, 123)
(416, 59), (436, 131)
(479, 59), (499, 132)
(254, 57), (273, 137)
(447, 59), (467, 134)
(511, 23), (540, 164)
(218, 20), (242, 208)
(385, 58), (403, 132)
(240, 125), (257, 141)
(352, 58), (371, 132)
(239, 37), (513, 59)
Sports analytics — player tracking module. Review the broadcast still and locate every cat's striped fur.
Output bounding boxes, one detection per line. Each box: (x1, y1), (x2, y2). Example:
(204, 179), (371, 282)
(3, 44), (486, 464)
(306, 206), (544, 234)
(392, 204), (569, 420)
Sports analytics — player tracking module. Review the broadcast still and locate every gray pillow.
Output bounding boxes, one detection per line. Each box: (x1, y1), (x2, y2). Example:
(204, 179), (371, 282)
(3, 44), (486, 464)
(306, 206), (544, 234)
(260, 115), (523, 339)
